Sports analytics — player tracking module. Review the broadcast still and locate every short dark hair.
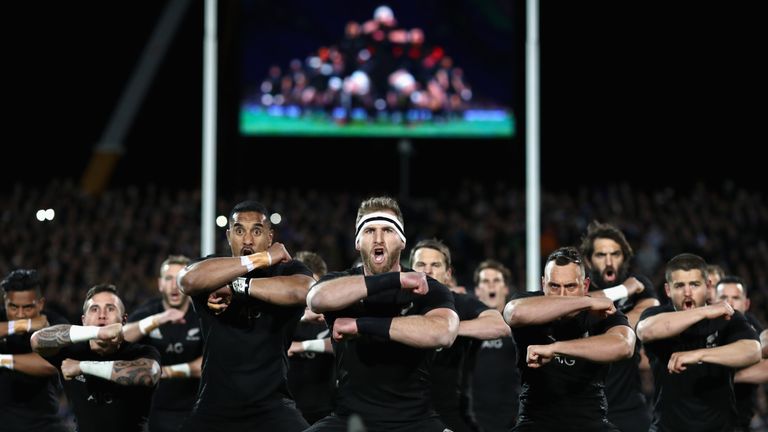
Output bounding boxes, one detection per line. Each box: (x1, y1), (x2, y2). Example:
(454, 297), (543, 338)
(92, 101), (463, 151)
(295, 251), (328, 277)
(229, 200), (271, 226)
(409, 238), (452, 269)
(473, 259), (511, 286)
(664, 253), (707, 283)
(545, 246), (586, 278)
(1, 269), (43, 297)
(579, 221), (634, 262)
(82, 284), (124, 315)
(716, 275), (747, 297)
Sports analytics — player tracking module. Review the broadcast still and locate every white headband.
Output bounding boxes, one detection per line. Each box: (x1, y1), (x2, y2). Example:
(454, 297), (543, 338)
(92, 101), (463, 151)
(355, 211), (406, 245)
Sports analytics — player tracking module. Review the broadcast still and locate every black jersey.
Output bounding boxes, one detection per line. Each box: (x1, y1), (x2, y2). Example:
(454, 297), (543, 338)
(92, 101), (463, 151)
(432, 292), (489, 418)
(46, 341), (161, 432)
(735, 313), (763, 430)
(287, 320), (335, 422)
(0, 308), (69, 432)
(640, 304), (758, 432)
(589, 274), (656, 431)
(471, 334), (520, 432)
(511, 291), (628, 431)
(127, 298), (202, 412)
(319, 266), (456, 426)
(189, 259), (311, 419)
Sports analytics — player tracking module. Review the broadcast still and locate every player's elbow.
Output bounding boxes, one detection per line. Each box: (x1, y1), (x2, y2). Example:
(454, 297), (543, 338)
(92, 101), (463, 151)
(176, 266), (201, 296)
(618, 334), (636, 360)
(502, 301), (524, 327)
(148, 360), (162, 386)
(743, 340), (762, 367)
(635, 319), (655, 343)
(497, 322), (512, 338)
(435, 312), (460, 348)
(307, 284), (329, 313)
(29, 331), (42, 353)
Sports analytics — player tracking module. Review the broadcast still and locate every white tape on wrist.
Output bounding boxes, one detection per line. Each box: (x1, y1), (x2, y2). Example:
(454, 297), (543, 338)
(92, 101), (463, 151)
(69, 325), (101, 343)
(241, 255), (255, 272)
(139, 316), (156, 335)
(0, 354), (13, 369)
(26, 319), (32, 332)
(7, 320), (15, 335)
(167, 363), (192, 377)
(266, 251), (272, 267)
(79, 361), (114, 380)
(302, 339), (326, 353)
(604, 284), (629, 301)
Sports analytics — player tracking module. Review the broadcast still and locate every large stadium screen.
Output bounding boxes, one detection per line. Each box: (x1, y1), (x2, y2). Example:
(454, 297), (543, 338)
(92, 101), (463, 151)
(239, 0), (518, 138)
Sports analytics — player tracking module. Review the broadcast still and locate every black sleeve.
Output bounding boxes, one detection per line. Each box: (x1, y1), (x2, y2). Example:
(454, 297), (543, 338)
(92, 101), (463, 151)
(509, 290), (543, 301)
(417, 278), (455, 314)
(122, 342), (162, 363)
(454, 293), (490, 321)
(631, 273), (658, 301)
(724, 311), (759, 344)
(592, 309), (630, 335)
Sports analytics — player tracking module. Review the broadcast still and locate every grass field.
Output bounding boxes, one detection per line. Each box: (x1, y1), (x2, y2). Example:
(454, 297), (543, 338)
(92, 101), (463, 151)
(240, 106), (515, 138)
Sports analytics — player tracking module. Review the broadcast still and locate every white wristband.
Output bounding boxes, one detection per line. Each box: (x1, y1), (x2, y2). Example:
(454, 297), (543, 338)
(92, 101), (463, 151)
(241, 255), (255, 272)
(6, 320), (15, 335)
(0, 354), (13, 369)
(69, 325), (101, 343)
(79, 360), (114, 380)
(167, 363), (192, 377)
(266, 251), (273, 267)
(604, 284), (629, 301)
(139, 316), (157, 335)
(302, 339), (326, 353)
(26, 319), (31, 332)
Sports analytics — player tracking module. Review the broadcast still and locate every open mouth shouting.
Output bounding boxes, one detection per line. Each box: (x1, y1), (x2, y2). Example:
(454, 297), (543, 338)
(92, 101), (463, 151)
(602, 267), (617, 283)
(682, 297), (695, 310)
(372, 247), (386, 265)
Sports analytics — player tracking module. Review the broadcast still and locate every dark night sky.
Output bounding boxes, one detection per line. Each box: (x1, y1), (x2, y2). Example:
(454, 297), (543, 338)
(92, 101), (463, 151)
(4, 1), (763, 194)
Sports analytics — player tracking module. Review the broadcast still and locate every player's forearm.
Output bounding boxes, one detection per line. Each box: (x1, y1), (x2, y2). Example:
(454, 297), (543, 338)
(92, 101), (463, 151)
(31, 324), (73, 354)
(0, 353), (58, 376)
(248, 275), (313, 306)
(121, 322), (143, 342)
(550, 328), (635, 363)
(699, 339), (761, 369)
(178, 253), (270, 296)
(760, 330), (767, 358)
(112, 358), (161, 386)
(162, 356), (202, 379)
(735, 359), (768, 384)
(458, 310), (511, 340)
(504, 296), (592, 327)
(636, 309), (707, 342)
(307, 276), (368, 313)
(389, 310), (459, 348)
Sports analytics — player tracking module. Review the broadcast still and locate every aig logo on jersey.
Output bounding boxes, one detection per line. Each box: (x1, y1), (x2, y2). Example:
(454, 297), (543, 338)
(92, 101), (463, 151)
(187, 327), (200, 341)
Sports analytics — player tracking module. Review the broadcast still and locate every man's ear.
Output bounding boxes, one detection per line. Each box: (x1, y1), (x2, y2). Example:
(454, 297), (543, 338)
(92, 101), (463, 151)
(664, 283), (671, 298)
(583, 276), (591, 295)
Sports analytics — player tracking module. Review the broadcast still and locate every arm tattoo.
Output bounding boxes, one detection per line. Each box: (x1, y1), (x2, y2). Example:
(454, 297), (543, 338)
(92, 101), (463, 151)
(113, 358), (160, 387)
(34, 324), (73, 349)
